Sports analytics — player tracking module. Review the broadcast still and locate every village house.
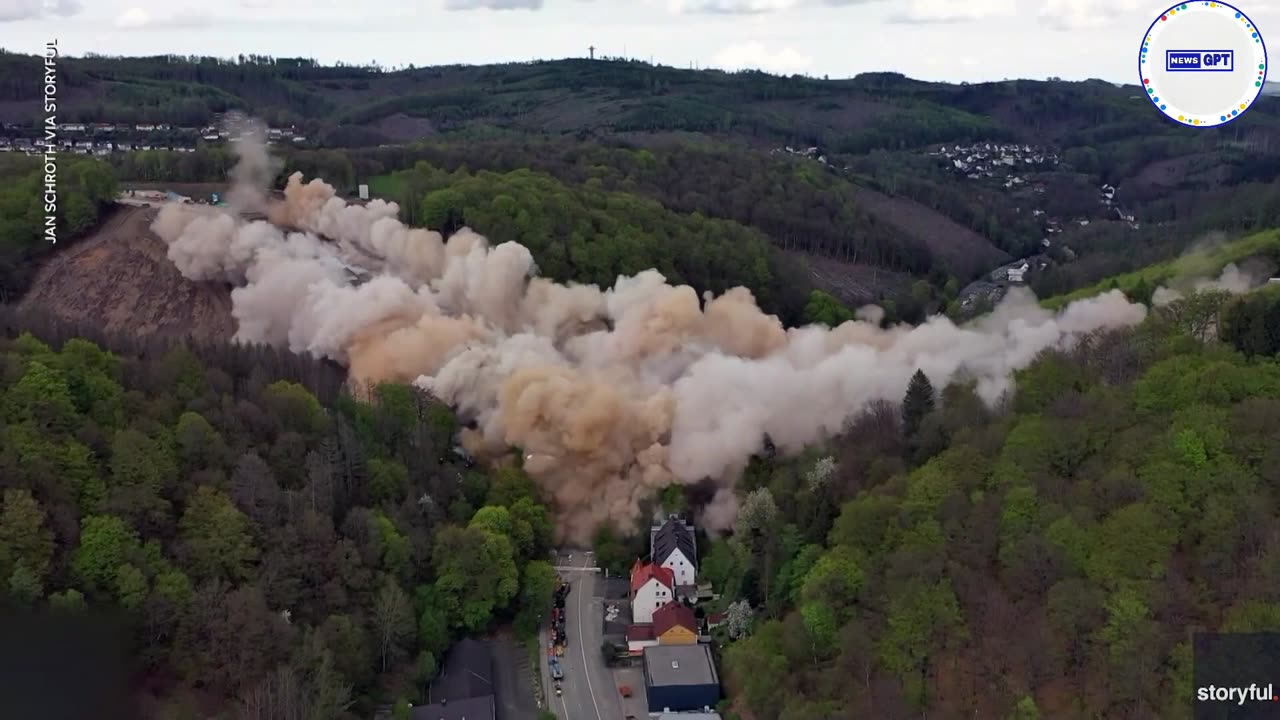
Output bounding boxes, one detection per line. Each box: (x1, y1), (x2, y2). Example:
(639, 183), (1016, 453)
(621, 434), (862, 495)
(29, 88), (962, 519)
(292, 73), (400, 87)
(1007, 261), (1029, 283)
(631, 560), (675, 624)
(651, 516), (697, 588)
(627, 623), (658, 654)
(653, 601), (698, 645)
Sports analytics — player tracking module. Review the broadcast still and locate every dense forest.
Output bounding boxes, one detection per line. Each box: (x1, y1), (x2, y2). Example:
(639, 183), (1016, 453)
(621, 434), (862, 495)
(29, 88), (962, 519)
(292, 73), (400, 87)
(0, 156), (117, 302)
(693, 285), (1280, 719)
(0, 309), (561, 720)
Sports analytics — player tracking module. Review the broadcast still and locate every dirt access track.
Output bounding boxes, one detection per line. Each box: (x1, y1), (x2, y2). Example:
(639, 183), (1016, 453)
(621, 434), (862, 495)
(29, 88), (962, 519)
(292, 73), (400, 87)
(19, 204), (236, 342)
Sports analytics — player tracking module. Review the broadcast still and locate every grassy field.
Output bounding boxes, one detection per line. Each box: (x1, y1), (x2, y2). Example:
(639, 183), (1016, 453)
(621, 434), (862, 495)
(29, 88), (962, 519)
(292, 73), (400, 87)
(366, 173), (405, 199)
(1042, 228), (1280, 309)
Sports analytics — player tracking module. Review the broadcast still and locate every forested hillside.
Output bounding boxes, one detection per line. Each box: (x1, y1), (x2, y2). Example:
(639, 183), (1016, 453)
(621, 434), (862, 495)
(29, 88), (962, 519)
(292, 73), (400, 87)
(0, 156), (117, 302)
(0, 310), (559, 720)
(703, 286), (1280, 720)
(5, 51), (1276, 302)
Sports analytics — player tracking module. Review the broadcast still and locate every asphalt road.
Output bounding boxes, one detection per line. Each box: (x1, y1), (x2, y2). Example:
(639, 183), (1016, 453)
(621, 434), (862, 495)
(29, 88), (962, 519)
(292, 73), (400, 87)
(549, 551), (626, 720)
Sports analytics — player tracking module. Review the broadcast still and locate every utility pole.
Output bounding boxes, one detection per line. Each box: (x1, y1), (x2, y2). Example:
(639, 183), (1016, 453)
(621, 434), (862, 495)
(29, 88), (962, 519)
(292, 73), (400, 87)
(589, 45), (595, 60)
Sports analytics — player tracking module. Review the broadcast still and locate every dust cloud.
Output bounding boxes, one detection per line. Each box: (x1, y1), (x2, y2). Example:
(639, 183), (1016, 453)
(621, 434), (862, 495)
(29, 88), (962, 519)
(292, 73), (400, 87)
(151, 119), (1153, 543)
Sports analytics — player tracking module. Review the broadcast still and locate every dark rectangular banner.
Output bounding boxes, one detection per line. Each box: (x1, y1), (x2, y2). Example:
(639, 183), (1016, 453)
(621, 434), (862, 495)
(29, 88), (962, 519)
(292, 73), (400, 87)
(1195, 633), (1280, 719)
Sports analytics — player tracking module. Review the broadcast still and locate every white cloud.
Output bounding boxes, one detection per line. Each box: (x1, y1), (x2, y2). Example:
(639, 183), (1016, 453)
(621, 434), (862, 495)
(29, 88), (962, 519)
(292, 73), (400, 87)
(115, 7), (150, 28)
(1037, 0), (1145, 30)
(892, 0), (1015, 23)
(0, 0), (80, 22)
(670, 0), (801, 13)
(712, 42), (813, 73)
(445, 0), (543, 9)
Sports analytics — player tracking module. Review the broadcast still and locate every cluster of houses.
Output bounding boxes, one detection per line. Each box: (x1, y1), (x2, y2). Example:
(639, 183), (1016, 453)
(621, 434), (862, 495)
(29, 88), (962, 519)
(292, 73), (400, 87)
(930, 142), (1061, 185)
(621, 516), (723, 717)
(771, 145), (831, 166)
(0, 120), (307, 156)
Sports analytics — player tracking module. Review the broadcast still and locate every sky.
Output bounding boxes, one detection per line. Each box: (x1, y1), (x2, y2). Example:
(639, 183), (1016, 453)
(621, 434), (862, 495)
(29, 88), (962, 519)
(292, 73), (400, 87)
(0, 0), (1276, 84)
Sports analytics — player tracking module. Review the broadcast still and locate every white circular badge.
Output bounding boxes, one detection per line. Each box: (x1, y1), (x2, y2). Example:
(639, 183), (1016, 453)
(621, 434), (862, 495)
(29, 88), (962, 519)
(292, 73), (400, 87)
(1141, 2), (1268, 127)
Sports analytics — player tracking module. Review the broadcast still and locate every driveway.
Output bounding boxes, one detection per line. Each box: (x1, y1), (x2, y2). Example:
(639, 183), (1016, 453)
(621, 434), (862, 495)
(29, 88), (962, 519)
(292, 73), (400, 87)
(550, 550), (626, 720)
(613, 665), (648, 718)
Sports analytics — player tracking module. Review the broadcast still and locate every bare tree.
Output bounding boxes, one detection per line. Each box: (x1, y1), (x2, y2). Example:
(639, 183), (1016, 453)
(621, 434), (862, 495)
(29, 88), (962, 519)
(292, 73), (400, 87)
(372, 578), (414, 672)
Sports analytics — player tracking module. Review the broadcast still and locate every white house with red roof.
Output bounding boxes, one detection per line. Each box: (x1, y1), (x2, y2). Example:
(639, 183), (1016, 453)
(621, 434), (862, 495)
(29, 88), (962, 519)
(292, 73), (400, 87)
(631, 559), (675, 624)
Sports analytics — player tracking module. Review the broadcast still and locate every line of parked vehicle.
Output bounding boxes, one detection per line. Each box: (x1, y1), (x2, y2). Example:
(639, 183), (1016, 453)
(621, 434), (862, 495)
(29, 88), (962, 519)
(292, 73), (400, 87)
(548, 579), (571, 697)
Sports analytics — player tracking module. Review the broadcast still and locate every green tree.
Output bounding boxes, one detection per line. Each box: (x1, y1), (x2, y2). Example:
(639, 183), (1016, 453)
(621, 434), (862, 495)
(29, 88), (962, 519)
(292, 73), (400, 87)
(878, 579), (966, 708)
(107, 428), (177, 529)
(514, 560), (558, 640)
(367, 458), (410, 505)
(72, 515), (141, 594)
(432, 525), (519, 632)
(1008, 695), (1042, 720)
(175, 411), (227, 472)
(48, 588), (86, 612)
(262, 380), (327, 436)
(0, 489), (55, 585)
(803, 290), (854, 327)
(8, 562), (43, 604)
(4, 360), (78, 432)
(902, 369), (936, 439)
(114, 563), (149, 609)
(178, 486), (257, 583)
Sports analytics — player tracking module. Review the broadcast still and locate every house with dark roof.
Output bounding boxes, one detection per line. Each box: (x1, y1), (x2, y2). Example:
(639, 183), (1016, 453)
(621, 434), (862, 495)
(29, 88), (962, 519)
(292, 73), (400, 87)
(653, 601), (697, 645)
(411, 638), (496, 720)
(650, 516), (697, 588)
(631, 560), (675, 624)
(643, 643), (720, 714)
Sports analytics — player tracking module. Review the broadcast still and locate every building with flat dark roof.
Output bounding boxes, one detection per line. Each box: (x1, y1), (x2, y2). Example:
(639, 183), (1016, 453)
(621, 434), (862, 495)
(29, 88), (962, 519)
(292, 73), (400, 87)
(642, 643), (720, 714)
(411, 638), (496, 720)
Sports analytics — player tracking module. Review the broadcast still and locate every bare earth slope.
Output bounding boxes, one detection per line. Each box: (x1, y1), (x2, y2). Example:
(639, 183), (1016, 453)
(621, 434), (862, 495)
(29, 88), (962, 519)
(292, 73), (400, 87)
(849, 186), (1010, 278)
(19, 204), (236, 342)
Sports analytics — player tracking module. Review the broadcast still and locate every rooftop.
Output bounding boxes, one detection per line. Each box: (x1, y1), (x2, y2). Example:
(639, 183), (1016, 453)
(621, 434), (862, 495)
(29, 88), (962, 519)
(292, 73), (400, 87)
(653, 602), (697, 637)
(627, 624), (656, 642)
(631, 560), (674, 594)
(651, 516), (697, 568)
(643, 644), (719, 687)
(427, 638), (493, 705)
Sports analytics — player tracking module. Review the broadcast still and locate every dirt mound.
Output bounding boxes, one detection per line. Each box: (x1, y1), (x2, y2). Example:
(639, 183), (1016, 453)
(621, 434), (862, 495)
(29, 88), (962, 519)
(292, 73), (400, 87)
(18, 204), (236, 342)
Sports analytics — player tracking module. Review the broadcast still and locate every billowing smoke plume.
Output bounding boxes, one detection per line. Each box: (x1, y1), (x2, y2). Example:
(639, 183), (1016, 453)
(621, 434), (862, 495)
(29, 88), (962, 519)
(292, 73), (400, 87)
(224, 113), (283, 214)
(151, 123), (1152, 543)
(1152, 261), (1274, 306)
